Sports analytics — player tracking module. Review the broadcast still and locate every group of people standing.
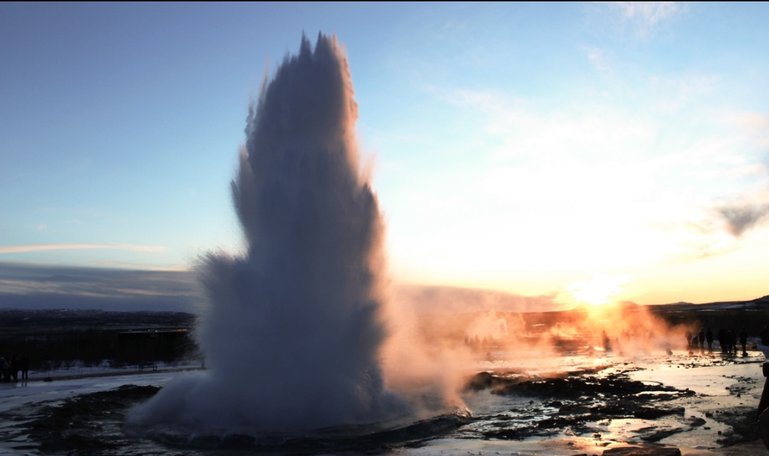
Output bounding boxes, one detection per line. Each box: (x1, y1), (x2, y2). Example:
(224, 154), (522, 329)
(0, 354), (30, 382)
(688, 328), (748, 356)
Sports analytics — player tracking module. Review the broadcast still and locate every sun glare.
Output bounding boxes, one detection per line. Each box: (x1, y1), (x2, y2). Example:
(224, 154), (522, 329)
(568, 275), (626, 307)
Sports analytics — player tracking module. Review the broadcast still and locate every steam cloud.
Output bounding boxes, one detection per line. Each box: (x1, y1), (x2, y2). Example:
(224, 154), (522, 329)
(129, 34), (405, 434)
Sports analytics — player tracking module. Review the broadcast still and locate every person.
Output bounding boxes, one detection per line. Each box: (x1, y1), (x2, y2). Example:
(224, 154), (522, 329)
(706, 328), (714, 352)
(10, 355), (19, 382)
(718, 328), (727, 354)
(759, 325), (769, 359)
(740, 329), (748, 357)
(762, 325), (769, 346)
(20, 355), (29, 381)
(0, 357), (8, 382)
(726, 329), (736, 356)
(698, 329), (706, 351)
(602, 330), (612, 353)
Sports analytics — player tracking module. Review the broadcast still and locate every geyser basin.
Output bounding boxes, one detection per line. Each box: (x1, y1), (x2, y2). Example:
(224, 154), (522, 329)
(128, 33), (407, 435)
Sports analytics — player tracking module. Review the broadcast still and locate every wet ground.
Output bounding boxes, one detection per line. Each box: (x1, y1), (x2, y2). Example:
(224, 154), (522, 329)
(413, 351), (768, 456)
(0, 351), (766, 455)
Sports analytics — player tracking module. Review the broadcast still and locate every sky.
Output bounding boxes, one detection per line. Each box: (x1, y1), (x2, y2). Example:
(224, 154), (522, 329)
(1, 2), (768, 307)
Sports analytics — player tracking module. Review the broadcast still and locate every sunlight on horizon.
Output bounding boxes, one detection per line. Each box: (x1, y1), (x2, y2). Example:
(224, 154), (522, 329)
(567, 274), (628, 307)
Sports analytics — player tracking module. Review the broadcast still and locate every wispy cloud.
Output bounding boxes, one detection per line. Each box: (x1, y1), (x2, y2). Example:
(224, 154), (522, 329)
(413, 82), (769, 275)
(583, 46), (611, 72)
(721, 111), (769, 150)
(705, 113), (769, 238)
(649, 73), (719, 113)
(0, 243), (167, 255)
(611, 2), (686, 38)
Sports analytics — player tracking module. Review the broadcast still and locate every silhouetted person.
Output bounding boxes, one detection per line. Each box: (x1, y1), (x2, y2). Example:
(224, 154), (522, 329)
(718, 328), (727, 354)
(762, 325), (769, 346)
(698, 329), (705, 351)
(706, 328), (714, 352)
(740, 329), (748, 357)
(0, 357), (9, 382)
(20, 355), (29, 381)
(10, 355), (19, 382)
(759, 362), (769, 417)
(726, 330), (736, 356)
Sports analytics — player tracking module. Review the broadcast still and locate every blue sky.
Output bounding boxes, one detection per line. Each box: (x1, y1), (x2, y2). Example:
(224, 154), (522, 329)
(2, 3), (768, 305)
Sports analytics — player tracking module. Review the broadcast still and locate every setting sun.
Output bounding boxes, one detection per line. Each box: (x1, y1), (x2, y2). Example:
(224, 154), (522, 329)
(568, 275), (627, 307)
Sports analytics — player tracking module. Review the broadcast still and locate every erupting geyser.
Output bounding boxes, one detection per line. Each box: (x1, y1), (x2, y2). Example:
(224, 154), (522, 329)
(129, 34), (406, 434)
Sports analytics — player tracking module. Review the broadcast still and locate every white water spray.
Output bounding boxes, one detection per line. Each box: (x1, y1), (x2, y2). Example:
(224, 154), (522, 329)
(129, 34), (406, 434)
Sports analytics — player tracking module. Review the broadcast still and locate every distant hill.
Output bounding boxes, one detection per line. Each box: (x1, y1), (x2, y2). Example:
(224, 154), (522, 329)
(1, 262), (565, 314)
(1, 262), (766, 318)
(0, 262), (200, 312)
(649, 295), (769, 312)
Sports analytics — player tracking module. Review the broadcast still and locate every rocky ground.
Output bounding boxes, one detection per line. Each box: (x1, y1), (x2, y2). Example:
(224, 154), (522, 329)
(0, 352), (766, 455)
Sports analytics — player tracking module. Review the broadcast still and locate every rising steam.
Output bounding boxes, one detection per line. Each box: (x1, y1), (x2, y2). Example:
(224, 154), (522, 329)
(129, 34), (406, 434)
